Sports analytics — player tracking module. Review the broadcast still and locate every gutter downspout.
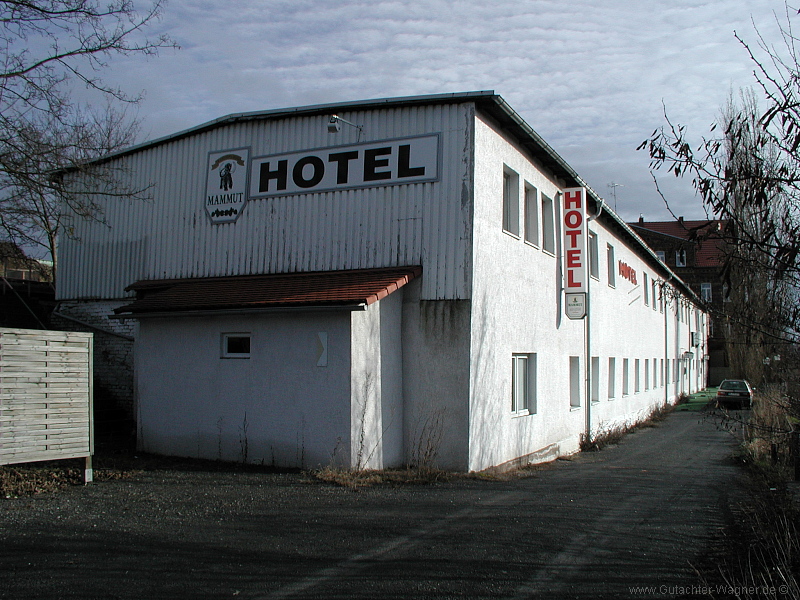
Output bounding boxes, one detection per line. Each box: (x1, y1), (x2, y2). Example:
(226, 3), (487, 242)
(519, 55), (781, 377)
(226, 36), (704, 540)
(663, 276), (672, 406)
(585, 197), (604, 438)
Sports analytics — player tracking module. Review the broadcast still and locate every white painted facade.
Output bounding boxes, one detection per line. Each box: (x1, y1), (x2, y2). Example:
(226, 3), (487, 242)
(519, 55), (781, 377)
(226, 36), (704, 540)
(58, 92), (708, 472)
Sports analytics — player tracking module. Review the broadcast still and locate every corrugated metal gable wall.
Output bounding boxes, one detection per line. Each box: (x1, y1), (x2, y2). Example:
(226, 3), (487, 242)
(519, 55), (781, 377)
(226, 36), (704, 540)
(58, 103), (475, 301)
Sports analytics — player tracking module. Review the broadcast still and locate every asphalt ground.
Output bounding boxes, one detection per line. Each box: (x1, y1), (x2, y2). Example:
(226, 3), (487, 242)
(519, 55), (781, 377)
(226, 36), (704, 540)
(0, 409), (742, 600)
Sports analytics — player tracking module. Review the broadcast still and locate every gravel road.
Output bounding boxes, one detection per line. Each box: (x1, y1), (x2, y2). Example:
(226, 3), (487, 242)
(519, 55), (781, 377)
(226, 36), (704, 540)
(0, 410), (741, 599)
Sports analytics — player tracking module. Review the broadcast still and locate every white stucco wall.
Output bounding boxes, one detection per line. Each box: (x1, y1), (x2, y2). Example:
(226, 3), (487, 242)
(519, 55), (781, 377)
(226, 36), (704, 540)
(468, 115), (708, 471)
(134, 311), (352, 468)
(350, 290), (404, 470)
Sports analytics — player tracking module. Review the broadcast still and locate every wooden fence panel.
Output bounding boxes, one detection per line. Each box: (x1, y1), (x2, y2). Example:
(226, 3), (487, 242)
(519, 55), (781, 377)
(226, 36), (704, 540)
(0, 328), (93, 481)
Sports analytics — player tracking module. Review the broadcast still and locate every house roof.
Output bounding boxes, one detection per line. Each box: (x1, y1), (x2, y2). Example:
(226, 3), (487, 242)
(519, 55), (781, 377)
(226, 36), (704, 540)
(114, 266), (421, 316)
(632, 220), (725, 268)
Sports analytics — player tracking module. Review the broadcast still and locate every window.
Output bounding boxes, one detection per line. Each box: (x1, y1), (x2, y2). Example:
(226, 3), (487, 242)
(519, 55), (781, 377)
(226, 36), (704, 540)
(701, 282), (712, 302)
(503, 167), (520, 236)
(644, 359), (650, 391)
(524, 183), (539, 246)
(608, 357), (616, 399)
(512, 354), (537, 414)
(569, 356), (581, 408)
(656, 250), (666, 263)
(675, 248), (687, 267)
(652, 280), (658, 311)
(660, 358), (664, 387)
(591, 356), (600, 403)
(221, 333), (251, 358)
(643, 273), (649, 305)
(622, 358), (630, 396)
(588, 232), (599, 279)
(635, 359), (640, 393)
(607, 244), (616, 287)
(541, 194), (555, 254)
(653, 357), (658, 389)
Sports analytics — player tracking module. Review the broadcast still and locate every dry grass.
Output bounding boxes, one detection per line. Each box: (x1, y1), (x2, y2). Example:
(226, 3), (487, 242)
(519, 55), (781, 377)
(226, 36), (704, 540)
(1, 460), (136, 498)
(580, 402), (675, 452)
(313, 465), (451, 488)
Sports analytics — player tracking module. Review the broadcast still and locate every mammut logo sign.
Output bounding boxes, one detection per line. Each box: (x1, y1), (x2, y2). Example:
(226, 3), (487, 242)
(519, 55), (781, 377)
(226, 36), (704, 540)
(205, 149), (250, 224)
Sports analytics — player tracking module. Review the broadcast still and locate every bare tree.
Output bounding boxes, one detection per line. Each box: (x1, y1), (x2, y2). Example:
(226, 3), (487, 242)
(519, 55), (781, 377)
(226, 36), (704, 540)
(0, 1), (174, 279)
(638, 8), (800, 386)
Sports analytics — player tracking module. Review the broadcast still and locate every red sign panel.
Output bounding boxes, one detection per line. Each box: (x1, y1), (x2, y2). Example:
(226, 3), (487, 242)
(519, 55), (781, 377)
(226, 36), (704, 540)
(563, 187), (587, 294)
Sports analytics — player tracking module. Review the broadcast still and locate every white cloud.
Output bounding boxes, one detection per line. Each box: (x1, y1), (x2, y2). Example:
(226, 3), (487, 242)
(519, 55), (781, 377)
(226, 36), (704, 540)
(99, 0), (786, 220)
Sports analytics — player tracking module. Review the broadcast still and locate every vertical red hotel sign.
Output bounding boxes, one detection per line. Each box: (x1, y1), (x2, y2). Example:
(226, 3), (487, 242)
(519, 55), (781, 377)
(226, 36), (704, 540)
(563, 187), (587, 319)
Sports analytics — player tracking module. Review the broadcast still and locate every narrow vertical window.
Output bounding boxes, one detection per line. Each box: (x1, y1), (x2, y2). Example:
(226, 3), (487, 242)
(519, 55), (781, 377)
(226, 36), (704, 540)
(541, 194), (555, 254)
(644, 359), (650, 391)
(608, 357), (616, 399)
(652, 280), (658, 311)
(675, 248), (687, 267)
(588, 232), (599, 279)
(643, 273), (649, 306)
(524, 183), (539, 246)
(591, 356), (600, 403)
(622, 358), (629, 396)
(503, 167), (520, 236)
(512, 353), (537, 414)
(607, 244), (616, 287)
(635, 359), (641, 393)
(569, 356), (581, 408)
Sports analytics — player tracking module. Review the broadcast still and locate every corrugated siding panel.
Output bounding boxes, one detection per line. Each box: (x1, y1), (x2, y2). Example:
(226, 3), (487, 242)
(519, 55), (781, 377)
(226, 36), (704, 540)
(58, 103), (474, 301)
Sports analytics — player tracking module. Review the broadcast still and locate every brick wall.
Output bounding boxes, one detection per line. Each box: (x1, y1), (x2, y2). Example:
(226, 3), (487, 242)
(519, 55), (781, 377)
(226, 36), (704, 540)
(51, 301), (136, 421)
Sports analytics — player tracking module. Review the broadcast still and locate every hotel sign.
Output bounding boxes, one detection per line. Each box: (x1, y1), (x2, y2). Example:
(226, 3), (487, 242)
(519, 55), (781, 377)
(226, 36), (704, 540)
(205, 135), (440, 224)
(563, 187), (587, 319)
(249, 134), (440, 198)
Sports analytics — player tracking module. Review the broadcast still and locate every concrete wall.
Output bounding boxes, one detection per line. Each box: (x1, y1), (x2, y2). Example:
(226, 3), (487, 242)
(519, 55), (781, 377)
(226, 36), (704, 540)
(350, 290), (404, 469)
(135, 311), (352, 468)
(401, 279), (472, 471)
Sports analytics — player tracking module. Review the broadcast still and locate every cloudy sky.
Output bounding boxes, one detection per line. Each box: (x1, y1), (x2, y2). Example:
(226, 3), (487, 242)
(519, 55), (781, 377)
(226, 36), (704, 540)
(106, 0), (785, 222)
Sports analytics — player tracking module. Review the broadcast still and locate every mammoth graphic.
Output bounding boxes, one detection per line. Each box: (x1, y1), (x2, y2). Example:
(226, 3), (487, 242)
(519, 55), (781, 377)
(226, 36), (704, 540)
(219, 162), (234, 191)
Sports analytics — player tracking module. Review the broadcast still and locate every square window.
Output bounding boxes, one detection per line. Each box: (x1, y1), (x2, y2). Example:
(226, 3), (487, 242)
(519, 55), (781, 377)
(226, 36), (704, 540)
(222, 333), (251, 358)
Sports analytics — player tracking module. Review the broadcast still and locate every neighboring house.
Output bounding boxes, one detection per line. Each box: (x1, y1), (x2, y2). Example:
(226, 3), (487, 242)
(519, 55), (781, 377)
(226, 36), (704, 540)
(55, 92), (708, 472)
(0, 242), (55, 329)
(630, 218), (729, 384)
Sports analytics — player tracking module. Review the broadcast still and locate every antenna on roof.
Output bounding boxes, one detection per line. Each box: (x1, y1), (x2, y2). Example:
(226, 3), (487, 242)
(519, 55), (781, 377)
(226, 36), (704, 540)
(608, 182), (623, 212)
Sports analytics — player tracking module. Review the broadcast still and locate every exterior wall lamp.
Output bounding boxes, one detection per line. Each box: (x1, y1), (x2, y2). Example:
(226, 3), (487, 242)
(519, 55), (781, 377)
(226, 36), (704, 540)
(327, 115), (363, 141)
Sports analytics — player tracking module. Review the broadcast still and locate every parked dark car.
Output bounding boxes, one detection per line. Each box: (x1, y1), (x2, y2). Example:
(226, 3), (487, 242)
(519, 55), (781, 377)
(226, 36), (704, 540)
(715, 379), (754, 409)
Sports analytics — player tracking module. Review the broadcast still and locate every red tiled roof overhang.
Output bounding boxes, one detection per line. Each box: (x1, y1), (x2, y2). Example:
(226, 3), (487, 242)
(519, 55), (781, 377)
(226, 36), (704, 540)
(114, 266), (422, 316)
